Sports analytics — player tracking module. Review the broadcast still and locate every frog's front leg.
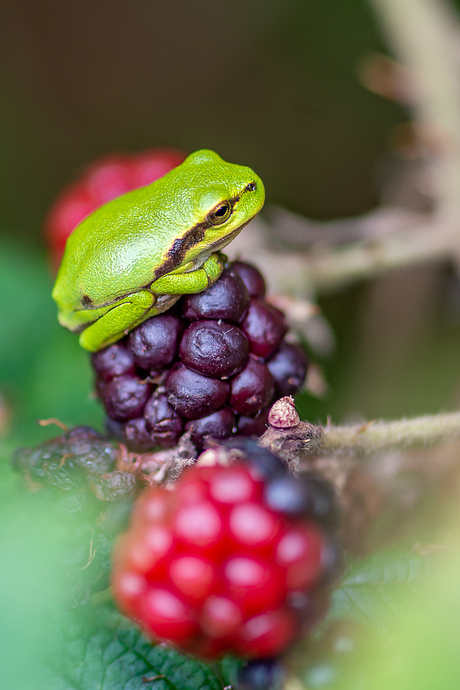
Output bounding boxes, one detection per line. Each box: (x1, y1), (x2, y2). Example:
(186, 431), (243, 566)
(150, 252), (226, 295)
(78, 289), (170, 352)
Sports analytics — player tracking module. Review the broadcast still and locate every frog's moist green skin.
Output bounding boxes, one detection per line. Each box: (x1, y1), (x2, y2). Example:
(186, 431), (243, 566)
(52, 149), (265, 352)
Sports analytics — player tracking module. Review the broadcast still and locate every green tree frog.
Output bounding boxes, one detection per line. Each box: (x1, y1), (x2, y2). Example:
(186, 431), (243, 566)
(52, 149), (265, 352)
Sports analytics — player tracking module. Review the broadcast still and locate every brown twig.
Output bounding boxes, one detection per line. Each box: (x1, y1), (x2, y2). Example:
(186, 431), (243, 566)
(38, 418), (69, 432)
(371, 0), (460, 213)
(230, 0), (460, 294)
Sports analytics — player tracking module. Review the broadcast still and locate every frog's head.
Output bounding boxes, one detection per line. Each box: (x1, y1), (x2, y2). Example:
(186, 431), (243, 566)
(165, 149), (265, 273)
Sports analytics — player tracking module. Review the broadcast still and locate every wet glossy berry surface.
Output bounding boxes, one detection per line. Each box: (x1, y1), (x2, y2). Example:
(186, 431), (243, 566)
(182, 267), (250, 323)
(128, 314), (184, 371)
(267, 341), (309, 397)
(101, 375), (152, 421)
(242, 300), (287, 359)
(185, 408), (236, 449)
(92, 261), (309, 452)
(166, 363), (230, 419)
(230, 357), (275, 416)
(180, 320), (249, 379)
(231, 261), (266, 299)
(92, 342), (136, 380)
(112, 443), (342, 660)
(144, 391), (184, 448)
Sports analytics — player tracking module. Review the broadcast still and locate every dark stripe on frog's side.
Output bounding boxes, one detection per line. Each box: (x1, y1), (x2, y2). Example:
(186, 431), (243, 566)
(75, 219), (210, 313)
(155, 221), (208, 281)
(76, 192), (247, 312)
(76, 220), (208, 312)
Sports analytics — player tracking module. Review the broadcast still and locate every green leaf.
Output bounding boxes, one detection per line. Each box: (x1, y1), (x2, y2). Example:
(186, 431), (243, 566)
(0, 491), (70, 690)
(326, 549), (428, 632)
(336, 536), (460, 690)
(47, 606), (238, 690)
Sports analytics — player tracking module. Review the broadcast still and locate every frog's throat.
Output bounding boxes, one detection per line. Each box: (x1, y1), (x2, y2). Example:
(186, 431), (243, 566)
(208, 219), (252, 253)
(160, 218), (252, 278)
(155, 216), (245, 285)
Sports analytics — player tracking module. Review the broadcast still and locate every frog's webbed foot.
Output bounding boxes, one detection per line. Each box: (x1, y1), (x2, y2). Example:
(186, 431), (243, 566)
(149, 252), (226, 295)
(78, 289), (179, 351)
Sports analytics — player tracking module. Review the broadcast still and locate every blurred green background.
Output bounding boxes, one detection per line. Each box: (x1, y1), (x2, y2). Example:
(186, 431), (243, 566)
(2, 0), (460, 449)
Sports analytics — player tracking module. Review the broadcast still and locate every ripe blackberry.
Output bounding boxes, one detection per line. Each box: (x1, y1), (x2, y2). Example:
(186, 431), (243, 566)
(93, 261), (309, 452)
(112, 442), (342, 661)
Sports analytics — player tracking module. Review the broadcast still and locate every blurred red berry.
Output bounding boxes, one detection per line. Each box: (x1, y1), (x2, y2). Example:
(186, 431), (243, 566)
(112, 445), (342, 660)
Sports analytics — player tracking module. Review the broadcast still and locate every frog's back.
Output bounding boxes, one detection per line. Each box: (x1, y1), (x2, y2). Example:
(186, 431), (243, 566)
(53, 149), (262, 310)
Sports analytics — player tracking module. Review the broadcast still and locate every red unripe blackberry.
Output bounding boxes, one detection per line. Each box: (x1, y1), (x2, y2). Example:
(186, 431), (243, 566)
(131, 148), (187, 187)
(92, 260), (309, 452)
(112, 442), (342, 661)
(84, 154), (133, 204)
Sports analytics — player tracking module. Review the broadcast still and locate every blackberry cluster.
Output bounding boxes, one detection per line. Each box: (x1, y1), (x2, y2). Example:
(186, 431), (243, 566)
(93, 261), (308, 452)
(13, 427), (141, 606)
(112, 440), (342, 661)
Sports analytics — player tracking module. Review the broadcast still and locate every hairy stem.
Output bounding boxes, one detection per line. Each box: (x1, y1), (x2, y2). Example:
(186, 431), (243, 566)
(321, 411), (460, 456)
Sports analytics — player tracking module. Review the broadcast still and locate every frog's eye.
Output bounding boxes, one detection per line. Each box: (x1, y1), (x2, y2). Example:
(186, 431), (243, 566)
(207, 201), (232, 226)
